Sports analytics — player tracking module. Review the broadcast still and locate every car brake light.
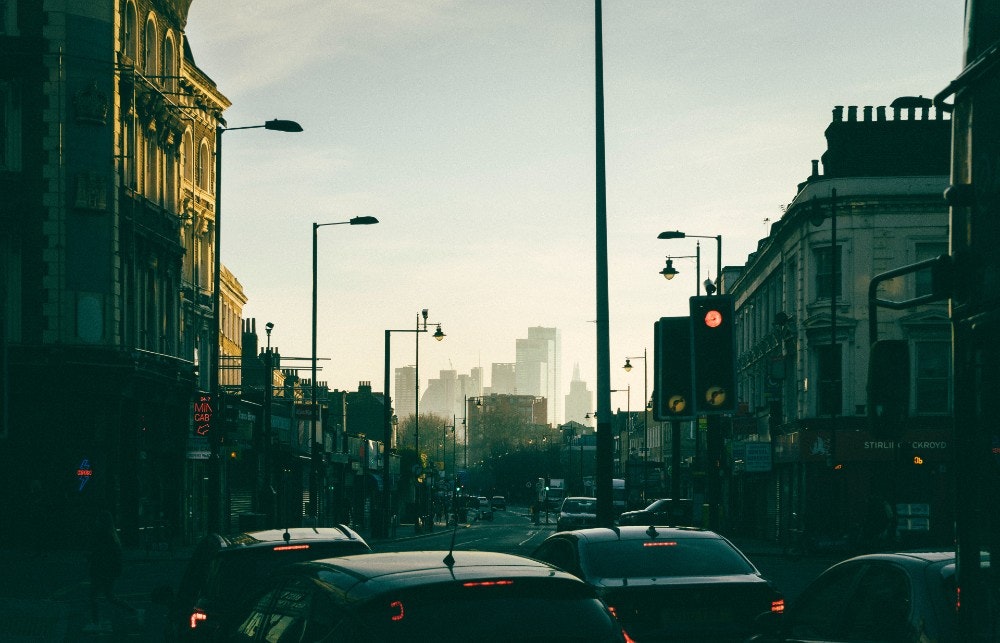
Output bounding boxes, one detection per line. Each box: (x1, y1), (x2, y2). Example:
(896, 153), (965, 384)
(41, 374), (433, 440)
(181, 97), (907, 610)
(642, 541), (678, 547)
(771, 599), (785, 613)
(272, 544), (310, 551)
(189, 609), (207, 629)
(461, 579), (514, 587)
(607, 606), (636, 643)
(390, 600), (404, 621)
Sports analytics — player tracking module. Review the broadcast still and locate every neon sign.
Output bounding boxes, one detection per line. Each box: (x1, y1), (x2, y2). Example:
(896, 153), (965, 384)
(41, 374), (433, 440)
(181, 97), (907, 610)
(193, 394), (213, 437)
(77, 458), (92, 491)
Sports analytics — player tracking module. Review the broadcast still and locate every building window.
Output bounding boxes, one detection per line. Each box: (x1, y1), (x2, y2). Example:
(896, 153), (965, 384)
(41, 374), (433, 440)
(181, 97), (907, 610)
(143, 18), (157, 76)
(915, 242), (948, 297)
(122, 3), (137, 59)
(163, 35), (176, 92)
(815, 245), (842, 300)
(816, 343), (842, 416)
(0, 80), (21, 171)
(915, 341), (950, 413)
(1, 0), (18, 35)
(197, 140), (209, 189)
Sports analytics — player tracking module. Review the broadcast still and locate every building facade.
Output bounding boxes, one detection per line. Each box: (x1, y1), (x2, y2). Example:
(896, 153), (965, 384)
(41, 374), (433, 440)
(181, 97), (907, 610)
(726, 101), (952, 546)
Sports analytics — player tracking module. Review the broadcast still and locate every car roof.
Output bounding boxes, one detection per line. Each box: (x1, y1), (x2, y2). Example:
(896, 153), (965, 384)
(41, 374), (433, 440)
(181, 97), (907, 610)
(208, 525), (367, 550)
(290, 550), (581, 600)
(835, 550), (957, 566)
(546, 525), (719, 542)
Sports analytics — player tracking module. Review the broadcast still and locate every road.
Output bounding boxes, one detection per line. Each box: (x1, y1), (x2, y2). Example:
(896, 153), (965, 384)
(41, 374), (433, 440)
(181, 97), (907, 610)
(0, 504), (845, 641)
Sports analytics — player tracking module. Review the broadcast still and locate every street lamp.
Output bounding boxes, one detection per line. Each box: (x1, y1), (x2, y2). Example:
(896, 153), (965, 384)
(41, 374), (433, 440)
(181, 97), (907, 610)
(623, 350), (649, 502)
(659, 249), (701, 293)
(311, 216), (378, 524)
(658, 230), (723, 294)
(261, 322), (275, 523)
(380, 311), (445, 537)
(208, 118), (301, 534)
(610, 387), (630, 479)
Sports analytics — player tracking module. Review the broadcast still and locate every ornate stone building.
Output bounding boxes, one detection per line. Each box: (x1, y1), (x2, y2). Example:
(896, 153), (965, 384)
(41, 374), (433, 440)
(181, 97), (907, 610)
(0, 0), (229, 545)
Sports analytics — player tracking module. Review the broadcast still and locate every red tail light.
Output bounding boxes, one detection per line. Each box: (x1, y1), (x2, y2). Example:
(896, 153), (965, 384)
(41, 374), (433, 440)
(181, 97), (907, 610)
(461, 579), (514, 587)
(189, 609), (207, 629)
(272, 544), (310, 551)
(771, 598), (785, 613)
(607, 606), (636, 643)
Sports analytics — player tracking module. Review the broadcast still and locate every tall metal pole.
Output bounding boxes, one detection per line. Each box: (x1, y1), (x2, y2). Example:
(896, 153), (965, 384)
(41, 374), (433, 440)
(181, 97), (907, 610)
(311, 224), (319, 522)
(208, 125), (224, 534)
(381, 330), (392, 538)
(594, 0), (614, 528)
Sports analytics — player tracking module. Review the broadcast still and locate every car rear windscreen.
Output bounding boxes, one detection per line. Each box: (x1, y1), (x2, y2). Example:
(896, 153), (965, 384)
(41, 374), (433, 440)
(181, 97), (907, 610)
(584, 537), (756, 579)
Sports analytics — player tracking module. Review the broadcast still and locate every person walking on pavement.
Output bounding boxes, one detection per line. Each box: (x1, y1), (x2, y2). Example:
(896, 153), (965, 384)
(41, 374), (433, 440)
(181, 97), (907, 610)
(85, 509), (138, 632)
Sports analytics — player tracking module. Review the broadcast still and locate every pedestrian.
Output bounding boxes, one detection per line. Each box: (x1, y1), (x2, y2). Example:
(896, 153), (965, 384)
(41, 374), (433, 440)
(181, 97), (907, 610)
(85, 509), (137, 632)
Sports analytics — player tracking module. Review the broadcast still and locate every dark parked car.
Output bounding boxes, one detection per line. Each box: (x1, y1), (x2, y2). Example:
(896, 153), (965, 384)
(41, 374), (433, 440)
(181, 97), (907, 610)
(616, 497), (694, 527)
(532, 526), (783, 642)
(556, 496), (598, 532)
(219, 550), (629, 642)
(492, 495), (507, 510)
(477, 496), (494, 520)
(746, 551), (973, 643)
(153, 526), (370, 640)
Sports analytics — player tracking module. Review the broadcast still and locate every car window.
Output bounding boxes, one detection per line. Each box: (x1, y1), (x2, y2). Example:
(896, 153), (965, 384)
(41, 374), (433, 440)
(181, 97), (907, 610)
(788, 563), (864, 639)
(843, 563), (912, 640)
(534, 539), (580, 575)
(580, 537), (756, 579)
(355, 578), (621, 642)
(563, 499), (596, 513)
(204, 541), (369, 603)
(229, 577), (312, 643)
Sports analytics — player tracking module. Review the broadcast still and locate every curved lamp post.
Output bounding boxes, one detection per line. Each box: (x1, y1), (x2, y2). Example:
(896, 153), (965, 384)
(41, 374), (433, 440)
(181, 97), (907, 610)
(658, 231), (722, 294)
(209, 119), (301, 533)
(623, 350), (649, 502)
(311, 216), (378, 524)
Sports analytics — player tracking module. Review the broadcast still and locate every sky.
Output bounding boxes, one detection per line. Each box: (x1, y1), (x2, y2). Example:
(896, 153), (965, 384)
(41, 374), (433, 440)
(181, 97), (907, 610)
(183, 1), (964, 406)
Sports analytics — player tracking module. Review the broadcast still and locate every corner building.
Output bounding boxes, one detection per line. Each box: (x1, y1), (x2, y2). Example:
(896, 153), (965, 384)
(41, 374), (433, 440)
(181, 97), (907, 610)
(1, 1), (229, 546)
(727, 102), (953, 547)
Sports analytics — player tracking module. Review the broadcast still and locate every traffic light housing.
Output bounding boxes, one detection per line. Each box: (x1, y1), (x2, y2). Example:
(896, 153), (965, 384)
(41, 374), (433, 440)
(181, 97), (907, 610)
(868, 339), (909, 438)
(654, 316), (695, 420)
(689, 295), (737, 414)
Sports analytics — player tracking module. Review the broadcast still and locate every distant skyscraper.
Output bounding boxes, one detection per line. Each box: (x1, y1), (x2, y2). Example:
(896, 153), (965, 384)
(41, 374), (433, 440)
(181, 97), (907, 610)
(394, 365), (416, 420)
(515, 327), (562, 425)
(488, 363), (516, 395)
(564, 364), (593, 426)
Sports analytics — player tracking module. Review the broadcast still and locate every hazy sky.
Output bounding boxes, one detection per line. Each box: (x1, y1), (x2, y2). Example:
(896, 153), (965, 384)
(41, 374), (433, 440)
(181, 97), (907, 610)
(183, 1), (963, 404)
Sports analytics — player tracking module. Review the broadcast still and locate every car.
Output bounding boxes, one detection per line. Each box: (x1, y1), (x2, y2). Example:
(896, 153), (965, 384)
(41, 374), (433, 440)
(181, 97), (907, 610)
(491, 495), (507, 510)
(477, 496), (494, 520)
(746, 550), (974, 643)
(218, 550), (629, 642)
(556, 496), (598, 532)
(531, 526), (784, 642)
(153, 526), (370, 640)
(616, 497), (695, 527)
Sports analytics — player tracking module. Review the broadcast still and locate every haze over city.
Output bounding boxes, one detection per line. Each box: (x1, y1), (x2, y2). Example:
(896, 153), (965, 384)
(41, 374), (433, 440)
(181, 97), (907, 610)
(184, 1), (962, 399)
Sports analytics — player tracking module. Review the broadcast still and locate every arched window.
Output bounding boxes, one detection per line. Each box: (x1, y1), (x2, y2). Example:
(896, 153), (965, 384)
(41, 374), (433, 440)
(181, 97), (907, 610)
(181, 129), (192, 185)
(143, 17), (157, 76)
(163, 34), (175, 92)
(197, 140), (209, 190)
(122, 2), (137, 60)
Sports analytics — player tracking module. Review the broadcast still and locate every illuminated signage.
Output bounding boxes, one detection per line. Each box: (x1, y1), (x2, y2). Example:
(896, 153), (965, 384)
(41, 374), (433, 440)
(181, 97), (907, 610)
(76, 458), (92, 492)
(193, 394), (213, 437)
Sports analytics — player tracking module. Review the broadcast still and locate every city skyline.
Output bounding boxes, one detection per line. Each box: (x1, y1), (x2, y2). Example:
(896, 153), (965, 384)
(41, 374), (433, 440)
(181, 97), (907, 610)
(184, 1), (963, 396)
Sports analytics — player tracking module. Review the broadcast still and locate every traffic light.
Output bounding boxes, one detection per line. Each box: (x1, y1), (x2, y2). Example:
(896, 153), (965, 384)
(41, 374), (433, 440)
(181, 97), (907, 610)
(689, 295), (737, 414)
(654, 316), (695, 420)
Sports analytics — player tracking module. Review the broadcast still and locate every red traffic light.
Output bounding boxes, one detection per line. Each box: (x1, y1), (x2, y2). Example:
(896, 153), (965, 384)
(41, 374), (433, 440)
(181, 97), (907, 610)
(703, 309), (723, 328)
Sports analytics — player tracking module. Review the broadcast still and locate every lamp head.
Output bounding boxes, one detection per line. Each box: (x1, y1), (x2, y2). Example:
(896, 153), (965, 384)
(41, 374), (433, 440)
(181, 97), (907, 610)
(265, 322), (274, 334)
(704, 278), (717, 295)
(433, 324), (445, 341)
(660, 258), (679, 280)
(657, 230), (686, 240)
(350, 216), (379, 225)
(623, 359), (633, 372)
(264, 119), (303, 132)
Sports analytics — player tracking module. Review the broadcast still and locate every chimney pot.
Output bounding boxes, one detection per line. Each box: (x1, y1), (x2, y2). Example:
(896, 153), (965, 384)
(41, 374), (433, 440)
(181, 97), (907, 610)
(847, 106), (858, 122)
(832, 106), (844, 122)
(876, 106), (887, 121)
